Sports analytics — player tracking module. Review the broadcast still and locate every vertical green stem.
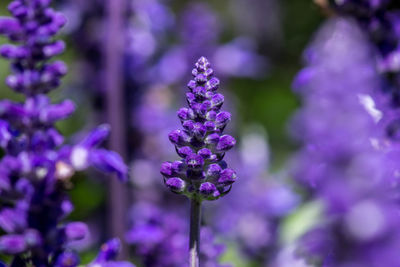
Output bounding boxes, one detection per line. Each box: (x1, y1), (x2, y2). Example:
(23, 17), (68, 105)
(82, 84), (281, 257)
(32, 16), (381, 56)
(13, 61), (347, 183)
(189, 198), (201, 267)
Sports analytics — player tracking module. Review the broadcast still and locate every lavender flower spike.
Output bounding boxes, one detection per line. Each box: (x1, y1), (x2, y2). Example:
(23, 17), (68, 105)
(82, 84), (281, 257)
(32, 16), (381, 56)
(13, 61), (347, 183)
(161, 57), (237, 201)
(161, 57), (236, 267)
(0, 0), (129, 265)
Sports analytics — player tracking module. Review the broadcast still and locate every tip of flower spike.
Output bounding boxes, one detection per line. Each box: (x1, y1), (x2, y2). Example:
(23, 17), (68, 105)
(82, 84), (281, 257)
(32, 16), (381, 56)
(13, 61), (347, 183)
(194, 56), (212, 73)
(197, 56), (209, 66)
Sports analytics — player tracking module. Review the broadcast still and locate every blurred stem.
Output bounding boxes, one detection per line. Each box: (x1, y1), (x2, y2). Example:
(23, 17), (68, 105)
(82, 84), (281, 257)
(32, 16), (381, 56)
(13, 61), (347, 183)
(189, 199), (201, 267)
(105, 0), (128, 259)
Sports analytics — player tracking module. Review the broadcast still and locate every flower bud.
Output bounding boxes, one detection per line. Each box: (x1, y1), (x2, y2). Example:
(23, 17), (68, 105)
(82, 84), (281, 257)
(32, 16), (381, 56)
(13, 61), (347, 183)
(216, 135), (236, 152)
(200, 182), (220, 198)
(165, 177), (186, 192)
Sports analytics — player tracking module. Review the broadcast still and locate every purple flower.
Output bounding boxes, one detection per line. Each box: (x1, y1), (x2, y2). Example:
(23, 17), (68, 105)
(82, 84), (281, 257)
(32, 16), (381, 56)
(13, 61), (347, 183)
(323, 0), (400, 145)
(208, 137), (299, 260)
(180, 3), (220, 63)
(0, 0), (129, 265)
(291, 17), (381, 188)
(161, 57), (237, 201)
(55, 251), (80, 267)
(213, 38), (267, 78)
(0, 235), (26, 254)
(291, 17), (400, 267)
(64, 222), (89, 242)
(87, 239), (136, 267)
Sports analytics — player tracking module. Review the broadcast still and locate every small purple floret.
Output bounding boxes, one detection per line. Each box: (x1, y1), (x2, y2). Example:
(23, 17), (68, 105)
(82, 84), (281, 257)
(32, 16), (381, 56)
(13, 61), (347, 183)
(165, 178), (186, 192)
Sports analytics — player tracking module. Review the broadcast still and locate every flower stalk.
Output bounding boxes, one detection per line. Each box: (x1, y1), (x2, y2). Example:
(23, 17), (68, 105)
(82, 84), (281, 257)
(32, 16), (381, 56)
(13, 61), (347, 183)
(105, 0), (129, 259)
(189, 198), (201, 267)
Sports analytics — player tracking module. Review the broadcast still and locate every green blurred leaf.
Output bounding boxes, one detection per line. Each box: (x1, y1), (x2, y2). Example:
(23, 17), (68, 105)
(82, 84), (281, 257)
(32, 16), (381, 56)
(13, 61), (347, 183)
(281, 200), (323, 245)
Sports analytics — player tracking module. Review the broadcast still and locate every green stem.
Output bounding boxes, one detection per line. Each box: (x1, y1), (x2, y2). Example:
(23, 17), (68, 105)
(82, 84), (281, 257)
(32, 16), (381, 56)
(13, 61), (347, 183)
(189, 198), (201, 267)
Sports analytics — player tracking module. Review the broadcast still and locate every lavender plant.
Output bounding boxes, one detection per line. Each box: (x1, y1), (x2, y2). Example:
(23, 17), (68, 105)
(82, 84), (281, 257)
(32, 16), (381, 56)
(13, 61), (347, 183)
(0, 0), (132, 266)
(161, 57), (236, 267)
(319, 0), (400, 143)
(291, 17), (400, 267)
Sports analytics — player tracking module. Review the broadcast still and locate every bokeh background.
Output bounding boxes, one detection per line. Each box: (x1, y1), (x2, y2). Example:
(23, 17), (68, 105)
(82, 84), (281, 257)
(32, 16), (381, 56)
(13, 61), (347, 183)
(0, 0), (324, 266)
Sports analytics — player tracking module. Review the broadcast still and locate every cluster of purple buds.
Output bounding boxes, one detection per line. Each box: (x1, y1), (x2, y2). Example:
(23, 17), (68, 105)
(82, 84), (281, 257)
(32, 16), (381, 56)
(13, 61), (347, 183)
(161, 57), (237, 201)
(0, 0), (67, 95)
(0, 0), (129, 265)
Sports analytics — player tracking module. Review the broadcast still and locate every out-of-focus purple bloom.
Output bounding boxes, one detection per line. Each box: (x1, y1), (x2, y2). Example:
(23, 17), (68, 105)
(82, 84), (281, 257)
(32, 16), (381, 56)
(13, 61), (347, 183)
(0, 0), (129, 265)
(125, 0), (175, 78)
(150, 2), (266, 84)
(0, 234), (26, 254)
(291, 17), (381, 188)
(131, 0), (174, 34)
(213, 38), (268, 78)
(150, 48), (189, 84)
(180, 3), (220, 63)
(324, 0), (400, 145)
(327, 0), (396, 72)
(201, 128), (300, 264)
(291, 17), (400, 267)
(210, 168), (299, 259)
(161, 57), (237, 201)
(125, 202), (230, 267)
(55, 251), (80, 267)
(87, 239), (136, 267)
(272, 246), (310, 267)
